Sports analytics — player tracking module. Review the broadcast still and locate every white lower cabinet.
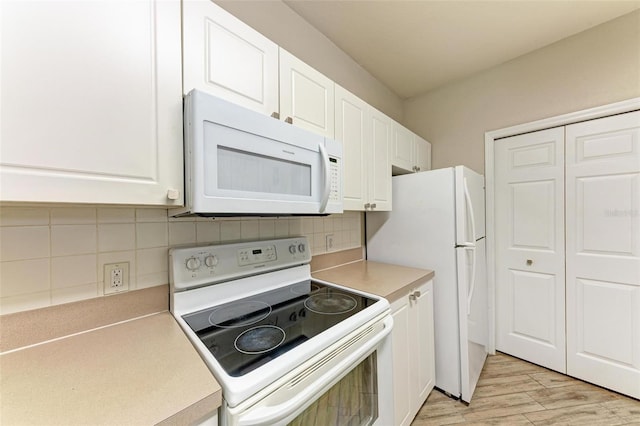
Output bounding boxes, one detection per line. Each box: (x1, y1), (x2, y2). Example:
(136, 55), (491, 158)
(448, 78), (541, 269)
(0, 0), (183, 205)
(390, 279), (435, 426)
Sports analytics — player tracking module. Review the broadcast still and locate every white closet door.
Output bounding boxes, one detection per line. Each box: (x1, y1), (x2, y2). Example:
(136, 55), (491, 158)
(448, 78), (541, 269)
(565, 111), (640, 399)
(495, 127), (566, 373)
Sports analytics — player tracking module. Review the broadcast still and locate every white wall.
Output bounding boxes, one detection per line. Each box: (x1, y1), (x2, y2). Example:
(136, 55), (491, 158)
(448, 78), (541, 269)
(403, 10), (640, 173)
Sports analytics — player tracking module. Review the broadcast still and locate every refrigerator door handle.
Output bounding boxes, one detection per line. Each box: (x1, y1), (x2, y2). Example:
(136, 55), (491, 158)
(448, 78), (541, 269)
(463, 177), (477, 243)
(464, 245), (477, 315)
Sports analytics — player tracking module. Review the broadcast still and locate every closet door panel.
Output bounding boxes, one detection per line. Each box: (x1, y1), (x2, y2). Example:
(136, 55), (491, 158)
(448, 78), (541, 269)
(566, 110), (640, 399)
(495, 127), (566, 373)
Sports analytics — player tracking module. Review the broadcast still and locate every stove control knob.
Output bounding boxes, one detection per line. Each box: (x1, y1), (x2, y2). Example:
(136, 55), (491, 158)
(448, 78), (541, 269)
(186, 256), (201, 271)
(297, 243), (306, 253)
(204, 255), (218, 267)
(289, 244), (297, 254)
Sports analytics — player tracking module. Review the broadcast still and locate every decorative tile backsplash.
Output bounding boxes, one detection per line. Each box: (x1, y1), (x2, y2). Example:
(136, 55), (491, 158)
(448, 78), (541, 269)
(0, 207), (363, 314)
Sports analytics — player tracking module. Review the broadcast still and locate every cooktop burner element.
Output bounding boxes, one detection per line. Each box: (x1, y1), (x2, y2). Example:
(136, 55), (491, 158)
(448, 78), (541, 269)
(208, 301), (271, 328)
(290, 282), (320, 295)
(234, 325), (286, 354)
(304, 292), (358, 315)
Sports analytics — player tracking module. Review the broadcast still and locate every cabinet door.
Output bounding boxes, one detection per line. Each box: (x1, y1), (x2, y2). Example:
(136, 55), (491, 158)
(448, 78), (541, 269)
(391, 122), (415, 174)
(0, 0), (183, 205)
(565, 111), (640, 399)
(415, 137), (432, 172)
(335, 86), (368, 210)
(182, 0), (279, 116)
(390, 296), (413, 426)
(369, 109), (392, 211)
(413, 279), (436, 407)
(280, 49), (334, 138)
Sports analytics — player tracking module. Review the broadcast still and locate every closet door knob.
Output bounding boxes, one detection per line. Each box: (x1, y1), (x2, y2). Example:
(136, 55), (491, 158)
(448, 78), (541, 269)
(526, 259), (533, 266)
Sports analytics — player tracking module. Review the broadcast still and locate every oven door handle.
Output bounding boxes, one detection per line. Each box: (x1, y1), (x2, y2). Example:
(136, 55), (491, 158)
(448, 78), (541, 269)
(236, 315), (393, 426)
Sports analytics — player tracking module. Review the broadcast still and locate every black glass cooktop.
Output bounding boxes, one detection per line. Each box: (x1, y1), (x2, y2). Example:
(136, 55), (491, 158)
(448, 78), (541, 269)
(182, 280), (377, 377)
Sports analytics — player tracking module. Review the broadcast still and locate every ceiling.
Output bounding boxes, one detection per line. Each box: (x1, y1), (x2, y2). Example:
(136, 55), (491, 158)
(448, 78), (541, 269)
(284, 1), (640, 99)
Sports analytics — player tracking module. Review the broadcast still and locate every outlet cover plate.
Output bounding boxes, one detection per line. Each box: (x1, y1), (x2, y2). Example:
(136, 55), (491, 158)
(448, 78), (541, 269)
(104, 262), (130, 295)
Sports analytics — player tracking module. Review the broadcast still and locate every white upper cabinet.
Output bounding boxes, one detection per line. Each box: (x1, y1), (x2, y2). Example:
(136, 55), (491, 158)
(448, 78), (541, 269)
(415, 135), (432, 172)
(182, 1), (334, 138)
(0, 0), (183, 205)
(392, 122), (432, 174)
(336, 86), (367, 210)
(279, 49), (335, 138)
(368, 108), (393, 210)
(392, 123), (416, 173)
(335, 86), (391, 211)
(182, 0), (279, 116)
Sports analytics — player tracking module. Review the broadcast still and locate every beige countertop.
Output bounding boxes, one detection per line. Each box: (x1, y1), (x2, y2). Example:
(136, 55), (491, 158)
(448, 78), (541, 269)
(0, 312), (222, 426)
(312, 260), (434, 303)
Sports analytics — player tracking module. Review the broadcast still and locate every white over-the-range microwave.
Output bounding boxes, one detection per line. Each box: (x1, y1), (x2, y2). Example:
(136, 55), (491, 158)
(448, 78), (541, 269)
(170, 90), (343, 217)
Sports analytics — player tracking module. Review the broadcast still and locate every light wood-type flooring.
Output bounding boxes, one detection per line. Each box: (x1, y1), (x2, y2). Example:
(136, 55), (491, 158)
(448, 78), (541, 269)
(412, 352), (640, 425)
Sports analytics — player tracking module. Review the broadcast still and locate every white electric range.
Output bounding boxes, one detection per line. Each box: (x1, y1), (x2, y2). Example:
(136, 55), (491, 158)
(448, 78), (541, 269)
(170, 237), (394, 426)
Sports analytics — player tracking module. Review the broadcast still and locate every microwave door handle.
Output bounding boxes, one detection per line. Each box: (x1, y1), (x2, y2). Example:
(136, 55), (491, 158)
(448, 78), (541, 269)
(318, 143), (331, 213)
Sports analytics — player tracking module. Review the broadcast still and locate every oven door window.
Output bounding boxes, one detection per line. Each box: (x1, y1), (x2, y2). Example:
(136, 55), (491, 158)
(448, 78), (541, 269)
(288, 353), (378, 426)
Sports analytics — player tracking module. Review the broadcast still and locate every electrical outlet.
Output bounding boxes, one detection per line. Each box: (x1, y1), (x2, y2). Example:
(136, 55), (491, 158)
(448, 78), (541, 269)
(104, 262), (129, 295)
(326, 234), (334, 251)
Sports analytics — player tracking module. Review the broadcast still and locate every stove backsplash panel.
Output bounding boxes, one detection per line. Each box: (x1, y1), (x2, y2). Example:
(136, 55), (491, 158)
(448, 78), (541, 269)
(0, 207), (363, 314)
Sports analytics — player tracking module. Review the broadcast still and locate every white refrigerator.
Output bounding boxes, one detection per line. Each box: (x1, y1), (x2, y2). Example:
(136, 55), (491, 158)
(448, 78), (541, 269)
(366, 166), (489, 403)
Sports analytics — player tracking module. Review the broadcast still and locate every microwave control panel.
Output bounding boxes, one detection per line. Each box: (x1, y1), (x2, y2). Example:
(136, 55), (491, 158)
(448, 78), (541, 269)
(329, 157), (340, 202)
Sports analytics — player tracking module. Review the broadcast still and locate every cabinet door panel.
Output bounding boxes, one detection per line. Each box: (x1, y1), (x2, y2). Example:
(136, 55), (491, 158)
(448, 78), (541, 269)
(391, 298), (412, 426)
(392, 123), (414, 173)
(335, 86), (367, 210)
(369, 110), (392, 211)
(415, 137), (432, 172)
(414, 280), (435, 407)
(0, 0), (183, 205)
(182, 0), (278, 115)
(279, 49), (334, 138)
(566, 111), (640, 399)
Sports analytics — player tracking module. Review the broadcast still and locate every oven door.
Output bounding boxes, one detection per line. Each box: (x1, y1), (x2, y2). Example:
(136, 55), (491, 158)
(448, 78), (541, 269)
(221, 314), (393, 426)
(185, 89), (342, 216)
